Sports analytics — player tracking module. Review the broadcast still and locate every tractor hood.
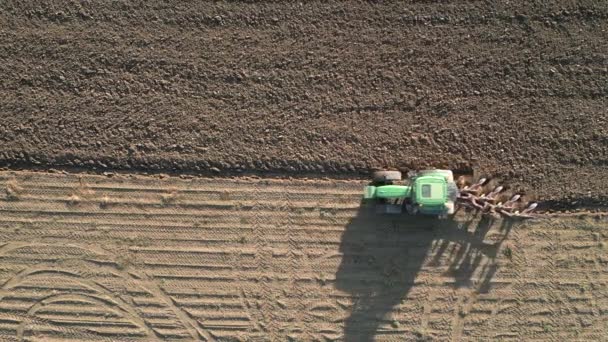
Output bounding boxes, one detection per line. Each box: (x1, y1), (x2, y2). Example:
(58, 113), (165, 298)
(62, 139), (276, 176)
(364, 185), (411, 199)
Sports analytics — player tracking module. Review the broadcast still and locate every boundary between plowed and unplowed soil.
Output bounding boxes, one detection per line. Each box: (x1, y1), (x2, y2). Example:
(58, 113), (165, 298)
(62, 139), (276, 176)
(1, 166), (607, 214)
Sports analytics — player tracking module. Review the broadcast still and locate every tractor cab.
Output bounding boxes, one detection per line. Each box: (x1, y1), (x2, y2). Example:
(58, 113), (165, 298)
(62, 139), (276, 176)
(409, 175), (449, 215)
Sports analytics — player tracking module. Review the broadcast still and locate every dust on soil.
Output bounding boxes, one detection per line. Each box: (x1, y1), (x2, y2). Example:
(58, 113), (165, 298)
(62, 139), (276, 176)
(1, 1), (608, 206)
(0, 171), (606, 341)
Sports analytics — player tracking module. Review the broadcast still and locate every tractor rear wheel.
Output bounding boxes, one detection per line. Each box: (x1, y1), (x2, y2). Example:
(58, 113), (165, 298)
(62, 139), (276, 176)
(418, 169), (454, 182)
(372, 170), (402, 183)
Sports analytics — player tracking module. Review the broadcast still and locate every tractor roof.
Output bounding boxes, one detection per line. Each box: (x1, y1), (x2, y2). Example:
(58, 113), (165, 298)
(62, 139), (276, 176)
(414, 176), (447, 206)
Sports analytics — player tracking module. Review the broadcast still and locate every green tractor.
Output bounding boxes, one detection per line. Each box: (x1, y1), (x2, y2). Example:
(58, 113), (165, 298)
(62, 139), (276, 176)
(363, 169), (537, 219)
(364, 169), (458, 218)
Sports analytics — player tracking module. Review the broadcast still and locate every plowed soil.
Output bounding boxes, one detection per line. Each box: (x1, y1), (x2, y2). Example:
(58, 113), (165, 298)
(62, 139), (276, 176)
(1, 1), (608, 207)
(1, 171), (607, 341)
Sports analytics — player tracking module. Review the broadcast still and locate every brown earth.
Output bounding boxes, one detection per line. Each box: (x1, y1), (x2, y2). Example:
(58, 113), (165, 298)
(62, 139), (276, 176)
(1, 171), (607, 341)
(1, 1), (608, 207)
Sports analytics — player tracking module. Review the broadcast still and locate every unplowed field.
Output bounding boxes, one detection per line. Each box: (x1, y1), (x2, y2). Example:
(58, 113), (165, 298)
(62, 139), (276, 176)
(1, 1), (608, 205)
(1, 171), (606, 341)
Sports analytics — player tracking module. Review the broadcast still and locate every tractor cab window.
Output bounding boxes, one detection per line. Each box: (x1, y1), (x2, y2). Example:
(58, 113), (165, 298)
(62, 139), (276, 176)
(421, 184), (431, 198)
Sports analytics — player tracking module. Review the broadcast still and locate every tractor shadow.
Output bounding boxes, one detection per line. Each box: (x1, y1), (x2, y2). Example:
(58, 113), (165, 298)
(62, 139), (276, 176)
(334, 201), (517, 341)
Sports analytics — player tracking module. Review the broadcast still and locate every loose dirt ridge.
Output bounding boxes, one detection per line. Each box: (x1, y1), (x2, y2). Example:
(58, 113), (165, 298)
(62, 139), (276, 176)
(1, 171), (607, 341)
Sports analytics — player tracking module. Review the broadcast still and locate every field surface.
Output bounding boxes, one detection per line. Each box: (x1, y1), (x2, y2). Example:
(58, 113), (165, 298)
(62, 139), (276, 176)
(1, 1), (608, 204)
(0, 171), (607, 341)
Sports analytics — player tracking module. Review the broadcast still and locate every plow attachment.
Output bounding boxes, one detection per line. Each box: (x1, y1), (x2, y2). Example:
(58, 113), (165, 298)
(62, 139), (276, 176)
(456, 177), (538, 219)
